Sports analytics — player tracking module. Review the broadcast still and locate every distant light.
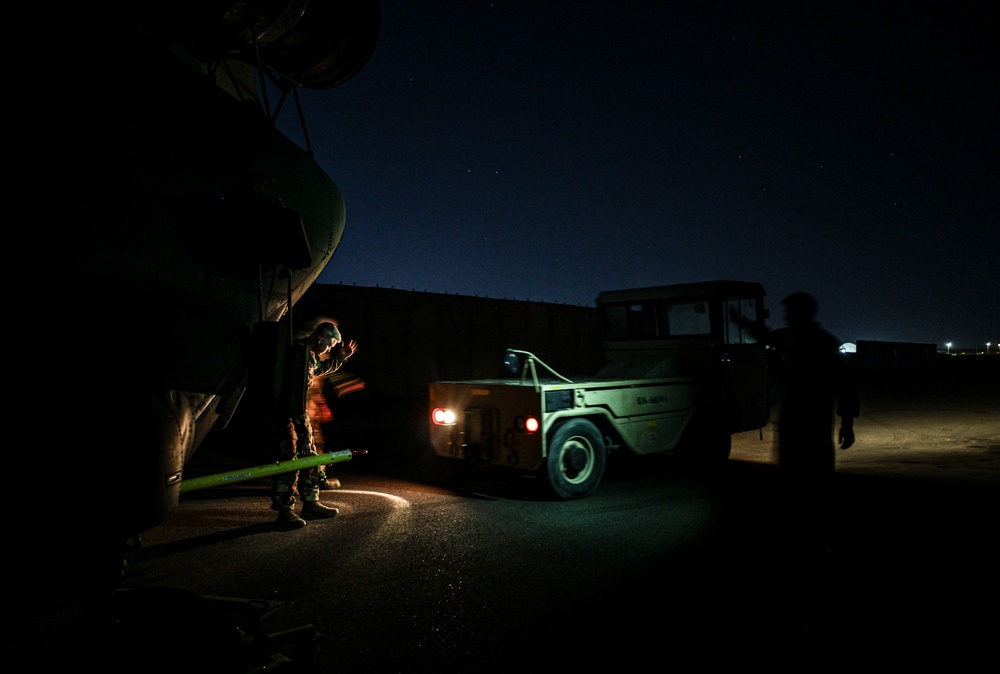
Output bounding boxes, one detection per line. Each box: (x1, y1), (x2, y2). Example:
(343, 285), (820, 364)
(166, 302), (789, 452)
(840, 342), (856, 353)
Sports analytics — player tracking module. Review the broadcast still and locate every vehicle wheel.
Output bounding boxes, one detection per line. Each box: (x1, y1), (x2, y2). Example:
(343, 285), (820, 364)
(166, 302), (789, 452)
(544, 419), (606, 500)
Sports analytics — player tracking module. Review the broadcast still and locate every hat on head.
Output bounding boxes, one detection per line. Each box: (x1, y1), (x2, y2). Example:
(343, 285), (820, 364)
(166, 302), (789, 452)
(314, 321), (341, 343)
(781, 292), (819, 321)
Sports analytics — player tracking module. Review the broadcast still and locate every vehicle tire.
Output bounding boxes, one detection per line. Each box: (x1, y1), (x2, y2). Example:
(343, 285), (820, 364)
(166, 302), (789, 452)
(544, 419), (606, 500)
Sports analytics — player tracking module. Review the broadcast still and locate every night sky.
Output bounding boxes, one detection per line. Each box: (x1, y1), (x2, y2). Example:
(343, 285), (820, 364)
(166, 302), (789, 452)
(277, 1), (997, 350)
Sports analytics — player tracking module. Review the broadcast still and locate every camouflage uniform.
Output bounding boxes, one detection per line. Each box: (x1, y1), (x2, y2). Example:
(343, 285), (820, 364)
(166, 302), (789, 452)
(271, 325), (350, 521)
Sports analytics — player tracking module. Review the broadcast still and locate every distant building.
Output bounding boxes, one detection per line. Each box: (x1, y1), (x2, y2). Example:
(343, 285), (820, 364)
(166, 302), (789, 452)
(855, 340), (936, 370)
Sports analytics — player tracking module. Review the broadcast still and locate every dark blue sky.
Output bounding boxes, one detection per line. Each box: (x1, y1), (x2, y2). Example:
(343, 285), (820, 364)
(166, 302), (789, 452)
(277, 1), (997, 350)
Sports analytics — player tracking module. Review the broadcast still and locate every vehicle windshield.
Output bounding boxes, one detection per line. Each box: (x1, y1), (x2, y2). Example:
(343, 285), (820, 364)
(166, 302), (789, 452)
(601, 295), (759, 344)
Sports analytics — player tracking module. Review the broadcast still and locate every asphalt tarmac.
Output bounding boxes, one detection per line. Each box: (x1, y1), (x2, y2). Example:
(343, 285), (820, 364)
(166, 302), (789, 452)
(8, 358), (998, 672)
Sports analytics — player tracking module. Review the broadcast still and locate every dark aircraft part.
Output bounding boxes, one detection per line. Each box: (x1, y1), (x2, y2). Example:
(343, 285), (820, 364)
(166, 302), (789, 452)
(250, 0), (383, 89)
(35, 290), (256, 540)
(284, 340), (311, 416)
(12, 1), (373, 599)
(171, 193), (314, 276)
(246, 320), (309, 416)
(141, 1), (382, 90)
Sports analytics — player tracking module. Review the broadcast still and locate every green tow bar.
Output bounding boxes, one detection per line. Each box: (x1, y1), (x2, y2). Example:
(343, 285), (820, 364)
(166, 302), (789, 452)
(180, 449), (365, 493)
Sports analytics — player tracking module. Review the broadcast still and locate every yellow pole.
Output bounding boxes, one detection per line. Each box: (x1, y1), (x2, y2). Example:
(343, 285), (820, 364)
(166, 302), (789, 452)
(180, 449), (363, 493)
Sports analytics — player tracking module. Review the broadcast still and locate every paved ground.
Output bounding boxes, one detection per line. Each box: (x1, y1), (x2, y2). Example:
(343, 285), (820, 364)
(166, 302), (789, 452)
(7, 357), (998, 672)
(731, 363), (1000, 483)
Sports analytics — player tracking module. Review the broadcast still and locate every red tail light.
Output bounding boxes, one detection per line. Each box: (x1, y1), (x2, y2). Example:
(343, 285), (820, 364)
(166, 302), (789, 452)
(515, 416), (539, 433)
(432, 408), (456, 425)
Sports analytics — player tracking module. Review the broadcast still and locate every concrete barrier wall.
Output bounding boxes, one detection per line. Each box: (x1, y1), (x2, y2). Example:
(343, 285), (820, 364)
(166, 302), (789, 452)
(293, 284), (605, 399)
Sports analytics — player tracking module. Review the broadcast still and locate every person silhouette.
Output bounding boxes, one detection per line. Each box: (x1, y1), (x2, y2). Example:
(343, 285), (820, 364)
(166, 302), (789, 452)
(766, 292), (860, 498)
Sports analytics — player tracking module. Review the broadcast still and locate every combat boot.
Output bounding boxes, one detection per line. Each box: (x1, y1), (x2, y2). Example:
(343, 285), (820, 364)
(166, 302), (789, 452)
(301, 501), (339, 519)
(275, 507), (307, 529)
